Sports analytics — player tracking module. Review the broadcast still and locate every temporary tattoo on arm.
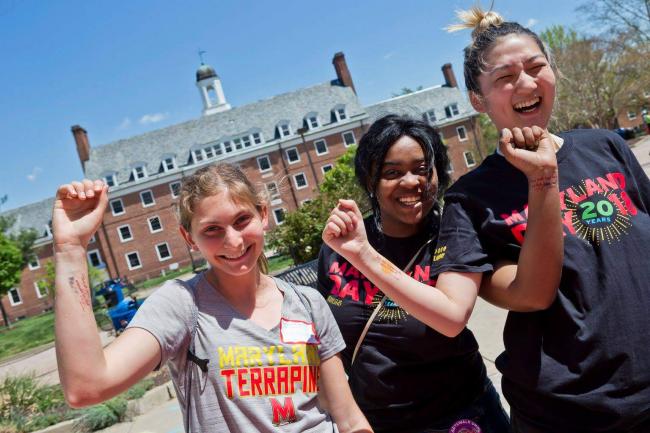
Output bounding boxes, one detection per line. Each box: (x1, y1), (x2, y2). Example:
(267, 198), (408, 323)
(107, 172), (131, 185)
(529, 173), (558, 192)
(379, 258), (399, 276)
(68, 275), (91, 311)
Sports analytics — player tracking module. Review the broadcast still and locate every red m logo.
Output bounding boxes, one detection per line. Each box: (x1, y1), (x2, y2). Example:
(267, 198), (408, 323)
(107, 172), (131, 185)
(270, 397), (297, 425)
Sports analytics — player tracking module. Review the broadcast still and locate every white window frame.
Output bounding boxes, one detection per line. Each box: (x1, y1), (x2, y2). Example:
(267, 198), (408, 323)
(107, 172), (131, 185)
(424, 109), (436, 123)
(233, 137), (243, 151)
(223, 141), (233, 153)
(148, 216), (163, 233)
(446, 103), (460, 118)
(306, 115), (319, 130)
(34, 281), (48, 299)
(257, 155), (272, 173)
(87, 249), (103, 267)
(213, 143), (223, 156)
(252, 132), (263, 145)
(133, 165), (147, 181)
(293, 172), (308, 190)
(117, 224), (133, 242)
(335, 107), (347, 121)
(242, 136), (252, 148)
(285, 147), (300, 164)
(272, 208), (286, 225)
(463, 151), (477, 168)
(321, 164), (333, 174)
(110, 198), (125, 216)
(644, 90), (650, 98)
(266, 182), (280, 199)
(204, 146), (215, 159)
(155, 242), (173, 261)
(342, 131), (356, 147)
(170, 181), (181, 198)
(162, 157), (176, 172)
(125, 251), (142, 270)
(28, 256), (40, 270)
(627, 111), (637, 120)
(8, 287), (22, 306)
(456, 126), (468, 141)
(140, 190), (155, 207)
(278, 123), (292, 138)
(314, 139), (329, 156)
(192, 148), (205, 163)
(105, 173), (117, 187)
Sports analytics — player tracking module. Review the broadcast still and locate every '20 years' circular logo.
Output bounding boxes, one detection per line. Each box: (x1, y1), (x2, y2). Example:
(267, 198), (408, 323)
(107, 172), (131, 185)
(449, 419), (481, 433)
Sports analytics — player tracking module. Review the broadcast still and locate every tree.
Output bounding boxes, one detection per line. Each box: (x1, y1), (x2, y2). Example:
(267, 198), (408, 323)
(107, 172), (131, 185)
(0, 233), (23, 327)
(391, 85), (424, 97)
(577, 0), (650, 44)
(267, 146), (369, 264)
(478, 113), (498, 155)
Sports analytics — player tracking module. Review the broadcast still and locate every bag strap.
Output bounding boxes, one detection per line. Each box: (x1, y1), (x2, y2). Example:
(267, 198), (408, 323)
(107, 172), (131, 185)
(351, 238), (434, 365)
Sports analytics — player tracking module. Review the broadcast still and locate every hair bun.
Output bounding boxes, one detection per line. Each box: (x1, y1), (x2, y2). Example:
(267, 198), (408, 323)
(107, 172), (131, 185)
(446, 6), (504, 39)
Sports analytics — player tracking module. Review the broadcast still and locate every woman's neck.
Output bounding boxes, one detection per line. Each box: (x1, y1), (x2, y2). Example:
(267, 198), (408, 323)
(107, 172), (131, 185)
(205, 266), (274, 307)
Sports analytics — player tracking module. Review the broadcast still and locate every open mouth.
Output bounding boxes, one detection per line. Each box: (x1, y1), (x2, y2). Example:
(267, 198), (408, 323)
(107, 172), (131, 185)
(220, 245), (252, 262)
(513, 96), (541, 113)
(397, 195), (422, 208)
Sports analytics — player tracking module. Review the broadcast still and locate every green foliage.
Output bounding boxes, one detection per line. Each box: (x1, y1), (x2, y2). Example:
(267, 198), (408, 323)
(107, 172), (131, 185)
(134, 265), (193, 290)
(0, 233), (22, 297)
(74, 397), (127, 432)
(478, 113), (498, 154)
(267, 146), (369, 264)
(122, 378), (155, 400)
(267, 255), (294, 274)
(0, 312), (56, 361)
(391, 85), (424, 97)
(0, 215), (38, 269)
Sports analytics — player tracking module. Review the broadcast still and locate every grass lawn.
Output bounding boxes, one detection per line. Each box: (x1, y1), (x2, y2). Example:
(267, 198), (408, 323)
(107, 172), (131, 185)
(134, 265), (195, 290)
(0, 311), (55, 361)
(268, 255), (294, 274)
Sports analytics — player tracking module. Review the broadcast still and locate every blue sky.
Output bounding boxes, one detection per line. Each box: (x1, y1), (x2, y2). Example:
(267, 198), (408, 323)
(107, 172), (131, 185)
(0, 0), (582, 211)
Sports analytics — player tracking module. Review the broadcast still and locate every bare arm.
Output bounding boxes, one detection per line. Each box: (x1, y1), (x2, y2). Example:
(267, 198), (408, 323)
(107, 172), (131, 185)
(480, 127), (563, 311)
(53, 180), (161, 407)
(319, 354), (373, 433)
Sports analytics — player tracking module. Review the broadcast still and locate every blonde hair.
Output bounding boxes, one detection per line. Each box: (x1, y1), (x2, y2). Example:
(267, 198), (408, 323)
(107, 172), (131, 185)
(446, 6), (504, 40)
(177, 163), (269, 274)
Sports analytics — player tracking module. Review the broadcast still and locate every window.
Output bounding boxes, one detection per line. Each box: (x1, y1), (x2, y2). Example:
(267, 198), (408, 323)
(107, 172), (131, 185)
(278, 123), (291, 138)
(118, 225), (133, 242)
(133, 165), (147, 181)
(156, 242), (172, 261)
(89, 233), (96, 243)
(8, 288), (22, 306)
(286, 147), (300, 164)
(335, 107), (347, 121)
(644, 90), (650, 98)
(314, 139), (328, 155)
(170, 181), (181, 198)
(34, 281), (48, 298)
(257, 155), (272, 172)
(342, 131), (356, 147)
(321, 164), (333, 174)
(293, 173), (308, 189)
(306, 115), (319, 129)
(87, 249), (103, 267)
(204, 146), (215, 159)
(140, 190), (155, 207)
(105, 173), (117, 187)
(423, 109), (436, 123)
(252, 132), (263, 145)
(193, 148), (204, 163)
(446, 160), (454, 173)
(28, 256), (40, 270)
(445, 103), (460, 118)
(242, 136), (252, 148)
(223, 141), (233, 153)
(148, 216), (163, 233)
(163, 157), (176, 172)
(464, 151), (477, 167)
(273, 208), (286, 225)
(266, 182), (280, 199)
(627, 111), (637, 120)
(233, 138), (243, 151)
(457, 126), (468, 141)
(110, 199), (125, 216)
(125, 251), (142, 270)
(213, 143), (223, 156)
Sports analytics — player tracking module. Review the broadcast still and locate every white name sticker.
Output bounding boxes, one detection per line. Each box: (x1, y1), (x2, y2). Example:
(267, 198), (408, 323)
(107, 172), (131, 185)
(280, 318), (320, 345)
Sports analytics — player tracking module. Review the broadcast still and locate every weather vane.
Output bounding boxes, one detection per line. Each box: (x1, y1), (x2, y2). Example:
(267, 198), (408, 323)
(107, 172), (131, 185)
(198, 49), (207, 65)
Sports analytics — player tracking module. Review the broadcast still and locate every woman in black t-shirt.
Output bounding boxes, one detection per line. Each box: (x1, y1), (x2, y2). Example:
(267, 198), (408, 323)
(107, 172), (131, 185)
(317, 115), (510, 433)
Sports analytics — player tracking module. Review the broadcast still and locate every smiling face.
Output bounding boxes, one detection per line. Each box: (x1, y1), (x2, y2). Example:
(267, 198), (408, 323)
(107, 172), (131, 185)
(471, 34), (556, 132)
(374, 135), (438, 237)
(180, 190), (268, 278)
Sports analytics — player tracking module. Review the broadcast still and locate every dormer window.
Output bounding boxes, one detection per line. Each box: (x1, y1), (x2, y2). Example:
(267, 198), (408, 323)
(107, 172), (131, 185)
(305, 114), (319, 130)
(133, 165), (147, 181)
(213, 143), (223, 156)
(204, 146), (215, 159)
(223, 141), (233, 153)
(445, 103), (460, 118)
(278, 123), (292, 138)
(242, 136), (252, 148)
(163, 157), (176, 172)
(334, 106), (347, 121)
(192, 149), (204, 163)
(104, 173), (117, 187)
(423, 109), (436, 123)
(233, 138), (243, 151)
(252, 132), (263, 145)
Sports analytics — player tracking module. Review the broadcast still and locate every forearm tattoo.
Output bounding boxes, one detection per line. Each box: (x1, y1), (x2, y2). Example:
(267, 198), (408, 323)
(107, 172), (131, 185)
(530, 172), (558, 192)
(379, 257), (399, 276)
(68, 275), (91, 311)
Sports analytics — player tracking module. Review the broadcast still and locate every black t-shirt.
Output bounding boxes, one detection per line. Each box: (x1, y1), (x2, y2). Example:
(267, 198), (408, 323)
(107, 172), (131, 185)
(433, 129), (650, 432)
(317, 218), (487, 433)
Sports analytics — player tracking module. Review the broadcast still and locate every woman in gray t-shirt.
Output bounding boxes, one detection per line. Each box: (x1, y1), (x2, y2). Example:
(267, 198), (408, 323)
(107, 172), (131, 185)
(51, 163), (372, 433)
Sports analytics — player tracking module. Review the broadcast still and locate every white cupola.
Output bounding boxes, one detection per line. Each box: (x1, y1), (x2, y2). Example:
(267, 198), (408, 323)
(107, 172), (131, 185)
(195, 55), (230, 116)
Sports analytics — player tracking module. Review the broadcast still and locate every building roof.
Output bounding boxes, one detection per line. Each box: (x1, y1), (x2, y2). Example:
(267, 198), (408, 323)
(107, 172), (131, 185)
(84, 81), (365, 184)
(364, 85), (477, 124)
(0, 197), (54, 240)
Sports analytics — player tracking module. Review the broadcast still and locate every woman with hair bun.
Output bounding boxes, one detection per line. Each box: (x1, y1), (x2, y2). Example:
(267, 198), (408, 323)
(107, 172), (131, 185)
(433, 5), (650, 432)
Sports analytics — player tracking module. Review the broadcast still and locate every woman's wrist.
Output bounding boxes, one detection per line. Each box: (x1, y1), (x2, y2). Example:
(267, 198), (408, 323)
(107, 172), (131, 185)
(527, 168), (559, 192)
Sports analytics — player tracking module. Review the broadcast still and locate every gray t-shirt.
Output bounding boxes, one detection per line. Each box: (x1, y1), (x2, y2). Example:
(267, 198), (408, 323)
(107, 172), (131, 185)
(128, 273), (345, 433)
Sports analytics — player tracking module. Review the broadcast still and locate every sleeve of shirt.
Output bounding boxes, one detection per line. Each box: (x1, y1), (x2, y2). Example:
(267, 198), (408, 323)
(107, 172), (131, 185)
(316, 244), (332, 298)
(431, 195), (494, 275)
(127, 279), (193, 367)
(611, 132), (650, 213)
(297, 286), (346, 362)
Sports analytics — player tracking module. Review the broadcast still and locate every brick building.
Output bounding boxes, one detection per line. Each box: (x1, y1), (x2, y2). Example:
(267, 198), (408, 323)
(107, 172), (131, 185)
(0, 53), (484, 324)
(616, 90), (650, 130)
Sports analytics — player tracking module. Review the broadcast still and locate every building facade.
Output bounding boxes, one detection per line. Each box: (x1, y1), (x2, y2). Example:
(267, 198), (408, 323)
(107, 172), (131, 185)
(0, 53), (485, 324)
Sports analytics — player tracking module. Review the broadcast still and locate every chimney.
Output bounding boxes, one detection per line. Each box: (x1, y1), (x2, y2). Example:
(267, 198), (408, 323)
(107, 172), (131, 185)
(332, 52), (356, 94)
(71, 125), (90, 172)
(442, 63), (458, 88)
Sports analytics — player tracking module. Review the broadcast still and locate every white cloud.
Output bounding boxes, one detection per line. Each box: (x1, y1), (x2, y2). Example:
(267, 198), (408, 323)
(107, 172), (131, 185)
(117, 117), (131, 130)
(139, 112), (169, 124)
(383, 51), (396, 60)
(526, 18), (538, 28)
(26, 166), (42, 182)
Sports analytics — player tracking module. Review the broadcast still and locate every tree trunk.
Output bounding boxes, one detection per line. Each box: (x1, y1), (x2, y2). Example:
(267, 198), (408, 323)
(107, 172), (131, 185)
(0, 301), (11, 328)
